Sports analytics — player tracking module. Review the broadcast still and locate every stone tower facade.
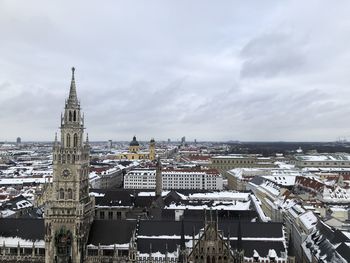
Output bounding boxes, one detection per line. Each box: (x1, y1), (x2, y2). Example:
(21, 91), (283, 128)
(155, 157), (162, 197)
(149, 138), (156, 161)
(44, 68), (94, 263)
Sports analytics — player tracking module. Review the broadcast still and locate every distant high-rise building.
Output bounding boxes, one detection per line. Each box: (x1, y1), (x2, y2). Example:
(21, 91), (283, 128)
(16, 137), (21, 144)
(181, 136), (186, 144)
(108, 139), (113, 149)
(168, 138), (171, 143)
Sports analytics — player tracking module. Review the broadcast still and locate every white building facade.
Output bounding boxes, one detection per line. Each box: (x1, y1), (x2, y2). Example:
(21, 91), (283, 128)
(124, 169), (223, 190)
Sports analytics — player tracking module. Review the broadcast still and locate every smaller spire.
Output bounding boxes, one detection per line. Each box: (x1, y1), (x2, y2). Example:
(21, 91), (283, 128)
(86, 133), (89, 144)
(180, 218), (186, 250)
(237, 216), (242, 251)
(179, 218), (186, 263)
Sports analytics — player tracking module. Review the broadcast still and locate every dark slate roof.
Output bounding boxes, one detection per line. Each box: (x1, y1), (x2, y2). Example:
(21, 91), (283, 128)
(336, 242), (350, 262)
(138, 220), (204, 237)
(88, 219), (137, 246)
(163, 191), (183, 206)
(219, 221), (283, 239)
(95, 190), (133, 207)
(0, 218), (44, 240)
(137, 220), (283, 239)
(137, 220), (285, 255)
(0, 195), (32, 210)
(160, 209), (258, 222)
(134, 196), (156, 208)
(305, 221), (350, 262)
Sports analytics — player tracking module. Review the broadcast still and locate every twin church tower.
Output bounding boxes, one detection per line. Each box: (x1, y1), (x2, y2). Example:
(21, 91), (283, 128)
(44, 68), (94, 262)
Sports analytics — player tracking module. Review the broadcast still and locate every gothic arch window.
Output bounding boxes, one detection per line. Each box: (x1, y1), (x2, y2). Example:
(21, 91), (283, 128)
(73, 110), (76, 122)
(67, 154), (70, 163)
(207, 256), (211, 263)
(72, 154), (75, 163)
(73, 133), (78, 147)
(212, 256), (215, 263)
(59, 188), (64, 199)
(67, 134), (71, 148)
(69, 111), (72, 122)
(58, 154), (61, 162)
(67, 189), (73, 199)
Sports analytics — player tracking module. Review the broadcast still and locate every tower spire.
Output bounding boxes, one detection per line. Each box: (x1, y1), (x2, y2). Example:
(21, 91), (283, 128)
(68, 67), (78, 106)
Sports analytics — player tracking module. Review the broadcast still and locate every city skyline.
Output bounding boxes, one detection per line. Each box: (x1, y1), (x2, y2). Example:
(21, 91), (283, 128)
(1, 1), (350, 141)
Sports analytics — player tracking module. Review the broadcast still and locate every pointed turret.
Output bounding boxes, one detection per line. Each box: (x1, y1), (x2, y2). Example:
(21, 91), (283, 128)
(237, 217), (242, 251)
(180, 218), (186, 251)
(178, 218), (186, 262)
(67, 67), (78, 106)
(233, 216), (244, 263)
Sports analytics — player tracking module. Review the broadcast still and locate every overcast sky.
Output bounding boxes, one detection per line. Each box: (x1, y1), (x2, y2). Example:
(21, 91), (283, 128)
(1, 1), (350, 142)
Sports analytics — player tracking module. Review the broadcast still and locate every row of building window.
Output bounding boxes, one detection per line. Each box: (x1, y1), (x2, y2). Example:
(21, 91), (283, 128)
(212, 159), (255, 164)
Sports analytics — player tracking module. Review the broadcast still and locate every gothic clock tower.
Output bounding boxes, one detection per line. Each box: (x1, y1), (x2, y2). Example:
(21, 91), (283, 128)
(45, 68), (94, 263)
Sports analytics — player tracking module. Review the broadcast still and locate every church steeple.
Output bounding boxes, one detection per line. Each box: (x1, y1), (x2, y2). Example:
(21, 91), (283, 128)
(67, 67), (78, 106)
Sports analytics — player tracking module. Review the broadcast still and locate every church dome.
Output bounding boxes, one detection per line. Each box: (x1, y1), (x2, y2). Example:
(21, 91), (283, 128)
(130, 136), (139, 146)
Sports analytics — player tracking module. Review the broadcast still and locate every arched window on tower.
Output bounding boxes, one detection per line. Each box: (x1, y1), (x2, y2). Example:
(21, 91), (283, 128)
(59, 188), (64, 199)
(69, 111), (72, 122)
(73, 111), (76, 122)
(73, 133), (78, 147)
(67, 189), (73, 199)
(67, 134), (71, 148)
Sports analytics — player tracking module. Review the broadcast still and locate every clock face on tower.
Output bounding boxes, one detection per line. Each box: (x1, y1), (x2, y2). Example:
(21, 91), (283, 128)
(62, 169), (71, 177)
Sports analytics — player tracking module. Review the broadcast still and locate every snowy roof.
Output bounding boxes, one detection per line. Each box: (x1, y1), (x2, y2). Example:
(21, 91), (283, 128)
(262, 175), (296, 186)
(299, 211), (318, 231)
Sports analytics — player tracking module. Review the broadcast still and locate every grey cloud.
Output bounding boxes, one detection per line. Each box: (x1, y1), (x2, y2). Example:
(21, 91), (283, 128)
(1, 1), (350, 141)
(240, 33), (307, 78)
